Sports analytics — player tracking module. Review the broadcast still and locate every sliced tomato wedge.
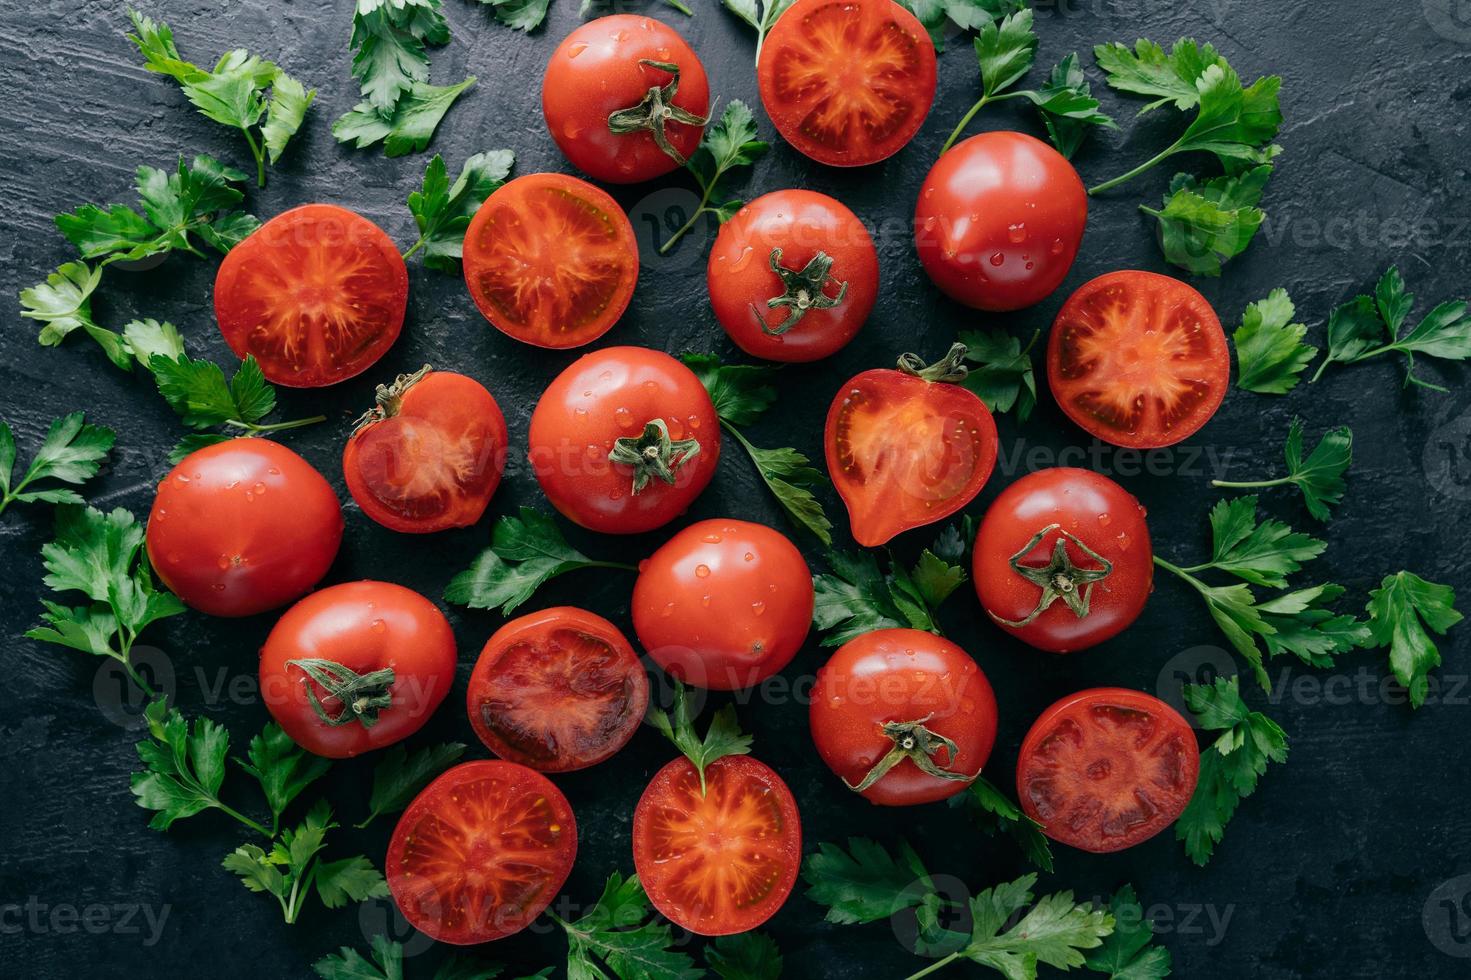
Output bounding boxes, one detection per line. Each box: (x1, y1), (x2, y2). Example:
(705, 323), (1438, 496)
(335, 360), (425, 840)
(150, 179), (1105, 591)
(1047, 270), (1230, 449)
(463, 173), (638, 348)
(214, 204), (407, 387)
(633, 755), (801, 936)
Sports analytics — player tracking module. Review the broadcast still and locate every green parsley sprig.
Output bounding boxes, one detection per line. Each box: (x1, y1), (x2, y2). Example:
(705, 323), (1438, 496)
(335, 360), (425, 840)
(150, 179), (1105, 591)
(1232, 288), (1317, 394)
(404, 151), (515, 268)
(314, 936), (527, 980)
(720, 0), (797, 64)
(1084, 885), (1173, 979)
(707, 932), (784, 980)
(356, 742), (467, 828)
(0, 413), (114, 518)
(897, 0), (1027, 50)
(813, 525), (969, 645)
(1142, 164), (1271, 276)
(947, 776), (1053, 871)
(1212, 419), (1352, 521)
(957, 329), (1039, 421)
(647, 682), (754, 796)
(1366, 571), (1462, 709)
(659, 102), (769, 255)
(550, 873), (703, 980)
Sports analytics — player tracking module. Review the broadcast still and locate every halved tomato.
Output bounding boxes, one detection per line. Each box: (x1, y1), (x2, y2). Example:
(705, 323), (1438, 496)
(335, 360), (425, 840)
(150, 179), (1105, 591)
(757, 0), (937, 167)
(214, 204), (407, 387)
(1047, 271), (1230, 449)
(633, 754), (801, 936)
(466, 607), (650, 772)
(386, 760), (577, 945)
(463, 173), (638, 348)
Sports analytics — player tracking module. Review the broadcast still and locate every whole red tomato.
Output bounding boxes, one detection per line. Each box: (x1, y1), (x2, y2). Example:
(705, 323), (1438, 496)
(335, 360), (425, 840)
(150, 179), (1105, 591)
(146, 439), (342, 617)
(542, 15), (710, 184)
(708, 190), (878, 363)
(259, 581), (456, 758)
(914, 132), (1087, 311)
(528, 347), (720, 534)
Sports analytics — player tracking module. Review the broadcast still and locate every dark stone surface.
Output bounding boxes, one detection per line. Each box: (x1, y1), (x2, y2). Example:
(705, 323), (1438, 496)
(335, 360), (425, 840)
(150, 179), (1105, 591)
(2, 0), (1470, 977)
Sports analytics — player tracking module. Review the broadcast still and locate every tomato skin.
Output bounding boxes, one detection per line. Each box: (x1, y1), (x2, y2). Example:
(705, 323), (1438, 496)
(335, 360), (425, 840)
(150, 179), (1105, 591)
(914, 132), (1087, 312)
(528, 347), (720, 534)
(467, 606), (649, 772)
(215, 204), (408, 387)
(1017, 688), (1200, 854)
(633, 520), (813, 691)
(387, 760), (577, 944)
(708, 190), (878, 363)
(810, 629), (998, 806)
(259, 581), (456, 758)
(146, 439), (343, 617)
(543, 15), (709, 184)
(633, 754), (801, 936)
(973, 468), (1152, 653)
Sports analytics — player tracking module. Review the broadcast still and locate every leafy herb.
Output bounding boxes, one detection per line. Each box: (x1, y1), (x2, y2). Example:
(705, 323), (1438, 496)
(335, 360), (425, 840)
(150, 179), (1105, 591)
(335, 77), (479, 158)
(803, 838), (934, 926)
(314, 937), (517, 980)
(1083, 885), (1172, 979)
(475, 0), (555, 32)
(659, 101), (769, 255)
(1142, 165), (1270, 275)
(897, 0), (1028, 50)
(1213, 419), (1351, 521)
(707, 933), (783, 980)
(0, 413), (114, 518)
(551, 873), (702, 980)
(813, 531), (968, 645)
(356, 741), (467, 828)
(130, 698), (271, 835)
(1232, 288), (1317, 394)
(1365, 571), (1463, 709)
(404, 151), (515, 269)
(237, 723), (332, 837)
(20, 262), (131, 369)
(948, 776), (1053, 872)
(957, 329), (1038, 421)
(721, 0), (796, 63)
(647, 681), (753, 795)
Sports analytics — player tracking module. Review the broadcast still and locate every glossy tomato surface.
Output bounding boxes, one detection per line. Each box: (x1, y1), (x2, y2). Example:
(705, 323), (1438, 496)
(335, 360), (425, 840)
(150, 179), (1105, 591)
(528, 347), (720, 534)
(463, 173), (638, 348)
(974, 468), (1152, 653)
(467, 606), (649, 772)
(633, 520), (813, 690)
(259, 581), (456, 758)
(214, 204), (407, 387)
(757, 0), (936, 167)
(709, 190), (878, 362)
(343, 368), (508, 533)
(542, 15), (709, 183)
(633, 755), (801, 935)
(146, 439), (342, 617)
(1048, 270), (1230, 448)
(387, 760), (577, 944)
(1017, 688), (1199, 853)
(914, 132), (1087, 312)
(810, 629), (998, 806)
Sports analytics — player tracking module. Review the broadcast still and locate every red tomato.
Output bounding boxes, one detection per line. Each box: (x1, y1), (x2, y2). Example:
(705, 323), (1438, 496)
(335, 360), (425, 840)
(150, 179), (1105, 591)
(632, 520), (813, 690)
(708, 190), (878, 363)
(463, 173), (638, 349)
(146, 439), (342, 617)
(826, 346), (998, 547)
(757, 0), (936, 167)
(1017, 688), (1200, 853)
(259, 581), (455, 758)
(1047, 270), (1230, 449)
(466, 607), (649, 772)
(633, 755), (801, 935)
(543, 15), (710, 184)
(809, 629), (998, 806)
(214, 204), (407, 387)
(914, 132), (1087, 312)
(342, 367), (508, 533)
(387, 760), (577, 944)
(528, 347), (720, 534)
(973, 469), (1152, 653)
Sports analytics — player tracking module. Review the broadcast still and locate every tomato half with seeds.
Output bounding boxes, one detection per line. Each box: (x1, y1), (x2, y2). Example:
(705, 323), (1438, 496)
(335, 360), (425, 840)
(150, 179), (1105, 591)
(387, 760), (577, 944)
(973, 468), (1152, 654)
(757, 0), (937, 167)
(343, 367), (508, 533)
(467, 607), (649, 772)
(463, 173), (638, 348)
(214, 204), (407, 387)
(633, 755), (801, 935)
(825, 344), (998, 547)
(1048, 271), (1230, 449)
(1017, 688), (1199, 853)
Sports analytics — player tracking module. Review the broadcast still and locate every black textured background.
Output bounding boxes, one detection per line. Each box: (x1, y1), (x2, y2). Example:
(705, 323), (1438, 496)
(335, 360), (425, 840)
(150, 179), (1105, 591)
(3, 0), (1471, 977)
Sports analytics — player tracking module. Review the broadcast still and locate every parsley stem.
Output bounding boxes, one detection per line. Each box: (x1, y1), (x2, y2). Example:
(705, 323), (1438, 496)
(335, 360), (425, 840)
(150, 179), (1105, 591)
(940, 91), (1026, 155)
(663, 0), (693, 14)
(1153, 555), (1211, 590)
(659, 202), (714, 256)
(219, 801), (272, 838)
(225, 415), (328, 434)
(902, 953), (962, 980)
(1088, 138), (1181, 195)
(1212, 476), (1293, 489)
(401, 235), (428, 262)
(241, 128), (266, 188)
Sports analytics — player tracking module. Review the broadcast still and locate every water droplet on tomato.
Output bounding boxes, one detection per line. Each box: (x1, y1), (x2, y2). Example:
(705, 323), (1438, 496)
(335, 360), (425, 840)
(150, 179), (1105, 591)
(216, 554), (231, 570)
(574, 408), (588, 419)
(1007, 222), (1027, 243)
(743, 552), (755, 562)
(922, 215), (938, 232)
(694, 564), (711, 578)
(252, 482), (266, 495)
(701, 595), (711, 607)
(614, 407), (634, 428)
(661, 601), (675, 617)
(701, 532), (721, 543)
(989, 252), (1005, 267)
(370, 618), (386, 633)
(687, 414), (701, 430)
(567, 41), (588, 58)
(1049, 238), (1065, 255)
(751, 601), (766, 616)
(1118, 532), (1132, 550)
(212, 583), (225, 592)
(729, 245), (754, 273)
(1098, 513), (1111, 526)
(174, 474), (190, 485)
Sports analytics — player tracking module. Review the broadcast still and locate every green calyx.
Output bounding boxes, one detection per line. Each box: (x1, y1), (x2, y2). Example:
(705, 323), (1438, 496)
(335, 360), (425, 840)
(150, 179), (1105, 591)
(608, 418), (702, 494)
(897, 342), (970, 384)
(286, 658), (396, 729)
(844, 714), (978, 794)
(751, 247), (849, 336)
(606, 59), (711, 167)
(351, 363), (431, 433)
(991, 523), (1115, 628)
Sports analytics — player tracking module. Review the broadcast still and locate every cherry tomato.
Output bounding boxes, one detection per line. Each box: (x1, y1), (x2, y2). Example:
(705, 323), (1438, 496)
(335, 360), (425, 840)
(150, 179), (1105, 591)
(528, 347), (720, 534)
(386, 760), (577, 944)
(913, 132), (1087, 312)
(1017, 688), (1200, 853)
(146, 439), (342, 617)
(543, 15), (710, 184)
(826, 345), (998, 547)
(343, 367), (508, 534)
(1047, 270), (1230, 449)
(633, 520), (813, 691)
(463, 173), (638, 348)
(633, 754), (801, 935)
(467, 607), (649, 772)
(809, 629), (998, 806)
(973, 469), (1152, 654)
(708, 190), (878, 362)
(214, 204), (407, 387)
(757, 0), (936, 167)
(259, 581), (455, 758)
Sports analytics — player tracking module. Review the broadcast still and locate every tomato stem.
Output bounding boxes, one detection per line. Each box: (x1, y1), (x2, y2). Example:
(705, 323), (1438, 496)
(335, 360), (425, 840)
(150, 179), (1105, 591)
(1087, 138), (1182, 195)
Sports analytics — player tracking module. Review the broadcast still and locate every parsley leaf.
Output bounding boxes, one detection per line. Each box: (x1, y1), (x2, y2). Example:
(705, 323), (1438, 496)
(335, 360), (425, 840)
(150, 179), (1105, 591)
(813, 529), (968, 645)
(335, 78), (479, 158)
(948, 776), (1053, 871)
(1200, 495), (1326, 588)
(404, 150), (515, 269)
(1083, 885), (1172, 980)
(1094, 37), (1228, 113)
(958, 875), (1112, 977)
(553, 872), (702, 980)
(236, 722), (332, 836)
(356, 741), (467, 828)
(803, 837), (934, 925)
(1213, 419), (1351, 521)
(647, 681), (753, 794)
(707, 933), (783, 980)
(1142, 165), (1270, 275)
(313, 935), (405, 980)
(1233, 288), (1316, 394)
(475, 0), (554, 32)
(681, 355), (778, 428)
(957, 329), (1038, 421)
(130, 698), (270, 836)
(1021, 52), (1116, 160)
(659, 101), (769, 255)
(1365, 571), (1463, 709)
(896, 0), (1028, 50)
(721, 0), (797, 64)
(20, 262), (130, 369)
(0, 412), (115, 517)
